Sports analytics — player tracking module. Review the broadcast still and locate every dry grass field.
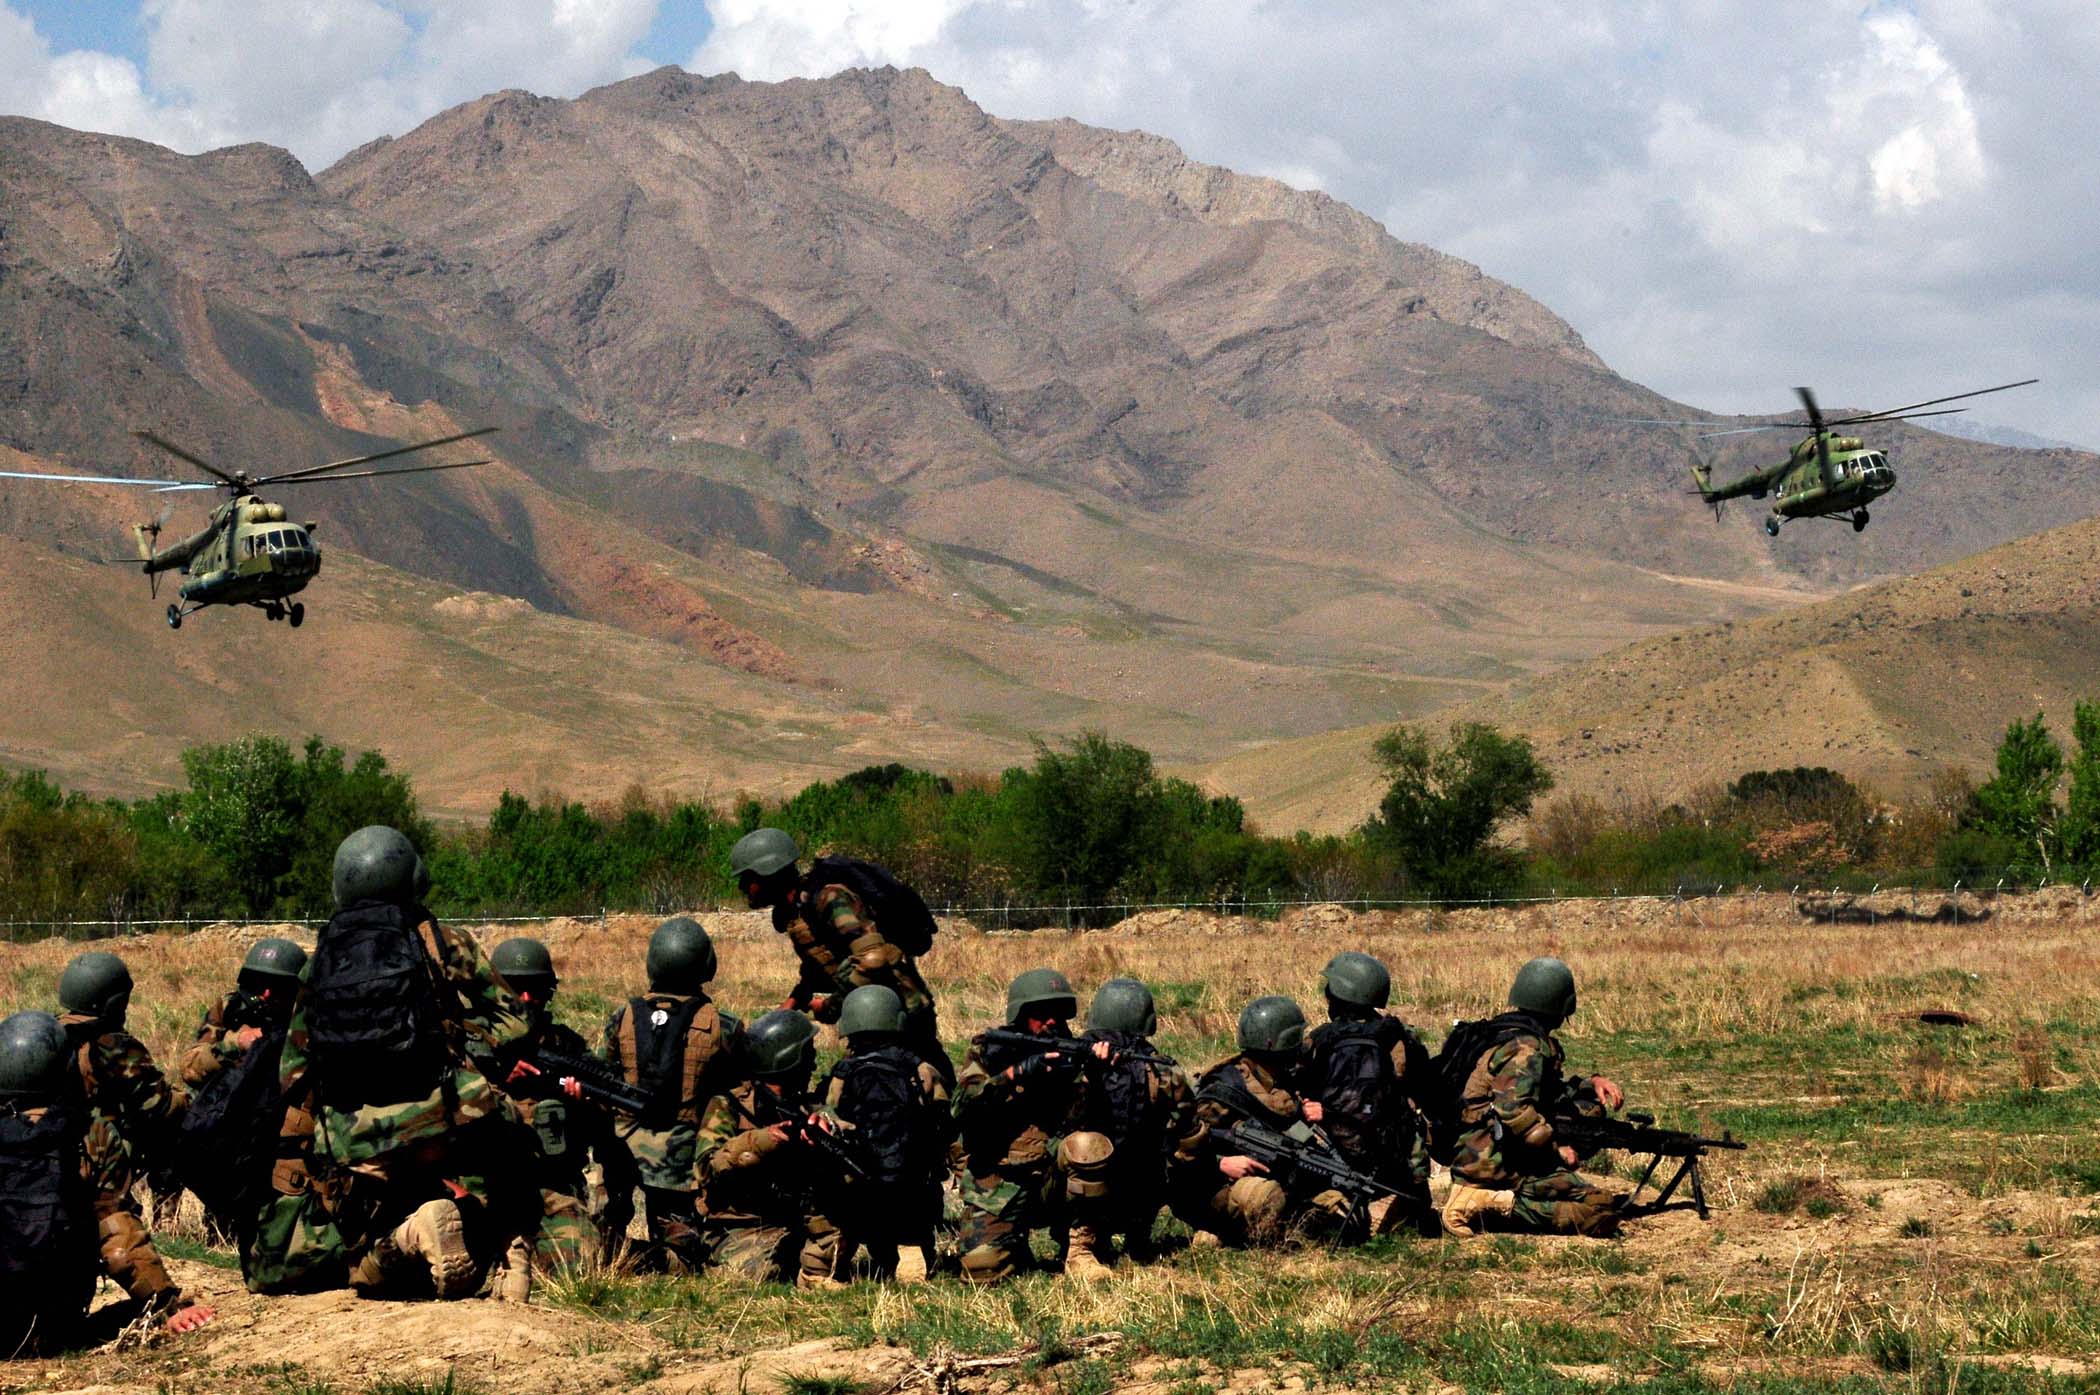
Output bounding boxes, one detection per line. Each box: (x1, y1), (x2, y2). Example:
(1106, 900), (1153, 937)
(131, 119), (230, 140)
(6, 891), (2100, 1394)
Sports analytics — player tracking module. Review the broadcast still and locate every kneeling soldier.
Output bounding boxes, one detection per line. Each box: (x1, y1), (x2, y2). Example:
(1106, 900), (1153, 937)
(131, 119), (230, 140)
(56, 951), (185, 1181)
(696, 1009), (844, 1286)
(1183, 996), (1356, 1247)
(1078, 978), (1205, 1262)
(953, 969), (1117, 1281)
(1307, 951), (1435, 1236)
(823, 985), (953, 1282)
(1442, 957), (1626, 1238)
(0, 1011), (214, 1352)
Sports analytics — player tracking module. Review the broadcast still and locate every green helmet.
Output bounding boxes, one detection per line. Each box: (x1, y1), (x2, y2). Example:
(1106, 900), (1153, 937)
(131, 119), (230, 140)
(1237, 995), (1307, 1055)
(58, 951), (133, 1023)
(240, 937), (308, 985)
(1320, 951), (1391, 1010)
(745, 1010), (818, 1079)
(836, 985), (905, 1036)
(729, 827), (801, 880)
(1005, 967), (1078, 1025)
(491, 938), (557, 1002)
(646, 916), (717, 993)
(331, 825), (429, 910)
(1509, 956), (1578, 1022)
(0, 1011), (70, 1098)
(1086, 978), (1157, 1036)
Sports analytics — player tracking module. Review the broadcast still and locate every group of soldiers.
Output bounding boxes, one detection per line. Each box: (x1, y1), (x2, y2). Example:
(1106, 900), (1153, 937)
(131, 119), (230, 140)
(0, 823), (1635, 1355)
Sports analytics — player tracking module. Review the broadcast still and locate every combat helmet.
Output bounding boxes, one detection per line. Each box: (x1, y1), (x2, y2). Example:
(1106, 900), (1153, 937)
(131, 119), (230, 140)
(331, 825), (428, 910)
(1086, 978), (1157, 1036)
(1005, 968), (1078, 1026)
(729, 827), (801, 881)
(1508, 956), (1577, 1023)
(0, 1011), (70, 1098)
(491, 937), (557, 1005)
(744, 1009), (818, 1081)
(58, 951), (132, 1024)
(1237, 995), (1307, 1055)
(1320, 951), (1391, 1010)
(239, 937), (308, 988)
(646, 916), (717, 994)
(836, 985), (905, 1037)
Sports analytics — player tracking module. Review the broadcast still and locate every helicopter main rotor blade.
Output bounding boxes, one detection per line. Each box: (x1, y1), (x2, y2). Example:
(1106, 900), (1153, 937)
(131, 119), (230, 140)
(254, 426), (499, 486)
(0, 469), (214, 490)
(265, 458), (493, 484)
(131, 431), (245, 487)
(1794, 387), (1826, 434)
(1825, 378), (2038, 427)
(1697, 424), (1796, 438)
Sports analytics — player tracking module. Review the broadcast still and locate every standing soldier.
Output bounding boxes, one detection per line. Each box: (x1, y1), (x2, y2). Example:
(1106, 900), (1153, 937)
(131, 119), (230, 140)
(822, 985), (952, 1283)
(1440, 957), (1627, 1238)
(601, 916), (739, 1273)
(487, 937), (633, 1270)
(693, 1009), (845, 1286)
(951, 969), (1117, 1282)
(55, 951), (185, 1177)
(1182, 996), (1355, 1247)
(1077, 978), (1207, 1263)
(1, 1010), (214, 1352)
(255, 825), (544, 1300)
(729, 828), (951, 1086)
(1306, 951), (1436, 1236)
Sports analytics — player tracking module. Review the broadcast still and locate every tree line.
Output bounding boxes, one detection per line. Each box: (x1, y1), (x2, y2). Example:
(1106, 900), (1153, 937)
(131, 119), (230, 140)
(3, 707), (2098, 932)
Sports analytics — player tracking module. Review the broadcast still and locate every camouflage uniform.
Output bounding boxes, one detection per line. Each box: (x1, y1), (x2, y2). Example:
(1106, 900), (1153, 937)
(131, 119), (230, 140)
(950, 1030), (1115, 1282)
(774, 883), (949, 1082)
(1182, 1054), (1353, 1247)
(0, 1100), (193, 1353)
(819, 1041), (952, 1278)
(249, 908), (543, 1295)
(601, 991), (736, 1272)
(694, 1079), (846, 1283)
(1305, 1012), (1436, 1236)
(60, 1013), (185, 1157)
(1077, 1028), (1207, 1259)
(1448, 1013), (1623, 1237)
(483, 1018), (630, 1272)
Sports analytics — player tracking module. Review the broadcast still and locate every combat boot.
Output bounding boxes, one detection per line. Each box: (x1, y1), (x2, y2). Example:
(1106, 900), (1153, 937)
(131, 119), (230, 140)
(891, 1244), (931, 1285)
(1441, 1185), (1516, 1238)
(1063, 1225), (1114, 1281)
(491, 1233), (533, 1304)
(360, 1198), (478, 1298)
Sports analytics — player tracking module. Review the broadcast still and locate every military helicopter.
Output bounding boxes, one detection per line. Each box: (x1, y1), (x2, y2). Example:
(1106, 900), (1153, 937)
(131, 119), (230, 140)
(0, 426), (496, 628)
(1624, 379), (2037, 536)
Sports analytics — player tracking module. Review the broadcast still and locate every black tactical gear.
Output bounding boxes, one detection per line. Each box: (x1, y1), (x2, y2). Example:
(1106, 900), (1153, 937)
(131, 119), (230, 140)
(305, 902), (450, 1105)
(57, 952), (132, 1024)
(1086, 978), (1157, 1036)
(1320, 951), (1391, 1010)
(1236, 995), (1307, 1054)
(1005, 968), (1079, 1025)
(646, 916), (717, 993)
(330, 825), (429, 910)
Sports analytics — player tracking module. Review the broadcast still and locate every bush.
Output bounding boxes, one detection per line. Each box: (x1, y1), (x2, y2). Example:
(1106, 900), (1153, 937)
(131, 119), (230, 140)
(1362, 722), (1552, 900)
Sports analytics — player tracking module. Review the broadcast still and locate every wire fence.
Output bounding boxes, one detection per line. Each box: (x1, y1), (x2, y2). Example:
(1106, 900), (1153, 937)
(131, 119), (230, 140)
(5, 868), (2094, 941)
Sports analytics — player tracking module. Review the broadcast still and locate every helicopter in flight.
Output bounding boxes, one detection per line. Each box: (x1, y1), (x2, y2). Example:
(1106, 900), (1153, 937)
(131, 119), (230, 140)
(0, 426), (496, 628)
(1624, 379), (2037, 536)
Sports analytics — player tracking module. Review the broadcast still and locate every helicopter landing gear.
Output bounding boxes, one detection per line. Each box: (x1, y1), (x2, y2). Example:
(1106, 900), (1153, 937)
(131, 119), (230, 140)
(288, 602), (305, 628)
(1851, 509), (1869, 533)
(1764, 516), (1782, 537)
(165, 603), (182, 630)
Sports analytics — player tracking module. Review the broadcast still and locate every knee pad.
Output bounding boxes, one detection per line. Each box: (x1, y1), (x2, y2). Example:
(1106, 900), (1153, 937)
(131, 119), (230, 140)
(1058, 1131), (1115, 1201)
(959, 1242), (1018, 1284)
(1227, 1176), (1287, 1232)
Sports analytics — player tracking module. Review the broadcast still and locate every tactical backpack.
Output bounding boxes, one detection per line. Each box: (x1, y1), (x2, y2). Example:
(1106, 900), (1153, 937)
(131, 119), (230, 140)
(617, 994), (724, 1130)
(304, 902), (453, 1104)
(1082, 1031), (1172, 1157)
(0, 1103), (89, 1282)
(1419, 1011), (1551, 1164)
(1306, 1018), (1407, 1174)
(829, 1043), (943, 1187)
(806, 855), (939, 958)
(172, 1029), (287, 1224)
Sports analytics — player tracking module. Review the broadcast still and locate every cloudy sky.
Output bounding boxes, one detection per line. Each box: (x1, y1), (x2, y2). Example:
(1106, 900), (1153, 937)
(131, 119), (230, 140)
(3, 1), (2095, 447)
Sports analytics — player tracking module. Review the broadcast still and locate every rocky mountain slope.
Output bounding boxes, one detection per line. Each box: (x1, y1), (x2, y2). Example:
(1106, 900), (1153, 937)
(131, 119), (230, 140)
(3, 65), (2092, 816)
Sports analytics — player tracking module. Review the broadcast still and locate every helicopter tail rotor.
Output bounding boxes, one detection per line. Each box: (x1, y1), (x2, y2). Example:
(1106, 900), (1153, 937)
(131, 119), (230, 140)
(1689, 461), (1722, 521)
(133, 504), (173, 595)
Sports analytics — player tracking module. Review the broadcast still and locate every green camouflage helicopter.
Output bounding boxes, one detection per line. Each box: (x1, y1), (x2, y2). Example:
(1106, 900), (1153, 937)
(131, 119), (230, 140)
(0, 426), (495, 628)
(1627, 379), (2036, 536)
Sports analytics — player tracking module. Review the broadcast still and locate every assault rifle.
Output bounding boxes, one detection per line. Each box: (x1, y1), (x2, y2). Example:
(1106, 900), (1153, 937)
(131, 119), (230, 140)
(525, 1045), (658, 1119)
(1214, 1117), (1387, 1236)
(979, 1028), (1166, 1075)
(719, 1089), (871, 1185)
(1550, 1109), (1745, 1219)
